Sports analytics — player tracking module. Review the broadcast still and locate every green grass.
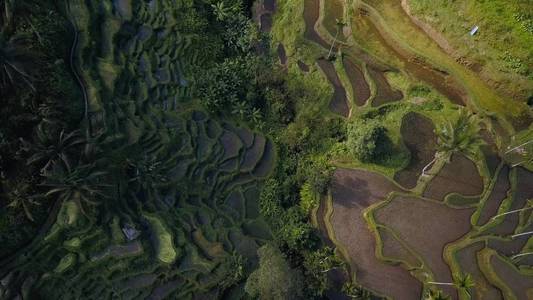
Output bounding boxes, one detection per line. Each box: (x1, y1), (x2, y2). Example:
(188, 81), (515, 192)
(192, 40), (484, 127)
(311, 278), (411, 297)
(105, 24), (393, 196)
(408, 0), (533, 103)
(144, 214), (178, 264)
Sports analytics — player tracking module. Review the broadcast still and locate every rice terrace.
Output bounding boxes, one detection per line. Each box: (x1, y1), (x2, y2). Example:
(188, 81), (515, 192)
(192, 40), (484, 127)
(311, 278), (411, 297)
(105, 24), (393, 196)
(0, 0), (531, 299)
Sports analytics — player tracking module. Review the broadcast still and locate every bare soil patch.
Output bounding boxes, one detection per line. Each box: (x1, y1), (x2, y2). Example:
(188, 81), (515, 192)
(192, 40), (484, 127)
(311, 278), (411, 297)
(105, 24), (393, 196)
(374, 195), (475, 299)
(423, 154), (484, 201)
(343, 58), (371, 106)
(330, 168), (422, 299)
(317, 59), (349, 117)
(394, 112), (436, 189)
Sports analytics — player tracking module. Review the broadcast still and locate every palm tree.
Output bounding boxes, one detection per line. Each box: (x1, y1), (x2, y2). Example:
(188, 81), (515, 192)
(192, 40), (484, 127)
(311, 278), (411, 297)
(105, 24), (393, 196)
(1, 0), (33, 29)
(212, 2), (232, 21)
(6, 181), (38, 221)
(427, 273), (475, 298)
(251, 107), (262, 124)
(231, 101), (247, 119)
(422, 111), (484, 175)
(41, 164), (109, 217)
(26, 128), (85, 175)
(327, 18), (347, 60)
(0, 32), (35, 92)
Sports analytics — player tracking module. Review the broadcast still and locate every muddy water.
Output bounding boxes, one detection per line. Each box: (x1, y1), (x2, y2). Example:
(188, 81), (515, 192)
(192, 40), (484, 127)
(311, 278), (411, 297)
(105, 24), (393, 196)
(360, 13), (467, 106)
(342, 58), (370, 106)
(317, 59), (349, 117)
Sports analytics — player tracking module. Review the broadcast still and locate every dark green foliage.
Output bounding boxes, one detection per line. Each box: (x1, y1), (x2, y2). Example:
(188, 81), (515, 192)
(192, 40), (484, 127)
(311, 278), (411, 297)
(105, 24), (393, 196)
(342, 280), (376, 299)
(298, 156), (334, 195)
(277, 207), (318, 251)
(347, 119), (393, 162)
(0, 32), (35, 91)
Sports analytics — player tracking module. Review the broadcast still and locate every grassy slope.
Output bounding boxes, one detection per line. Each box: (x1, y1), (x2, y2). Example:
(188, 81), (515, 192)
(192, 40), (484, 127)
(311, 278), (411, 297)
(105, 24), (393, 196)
(408, 0), (533, 103)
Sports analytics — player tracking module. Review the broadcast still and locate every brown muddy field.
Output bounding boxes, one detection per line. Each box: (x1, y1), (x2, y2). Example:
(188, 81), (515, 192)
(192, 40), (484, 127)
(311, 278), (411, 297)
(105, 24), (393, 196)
(317, 59), (349, 117)
(330, 169), (422, 299)
(487, 231), (532, 257)
(423, 154), (484, 201)
(480, 129), (501, 176)
(378, 226), (421, 268)
(490, 254), (533, 300)
(297, 60), (309, 72)
(487, 167), (533, 236)
(374, 195), (475, 299)
(477, 165), (510, 226)
(303, 0), (331, 49)
(393, 112), (436, 189)
(368, 68), (403, 107)
(342, 57), (371, 106)
(455, 241), (502, 300)
(315, 198), (334, 247)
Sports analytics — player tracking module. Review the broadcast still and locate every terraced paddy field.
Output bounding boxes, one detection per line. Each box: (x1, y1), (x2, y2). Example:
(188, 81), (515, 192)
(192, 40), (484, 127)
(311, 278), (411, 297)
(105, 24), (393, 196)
(2, 0), (531, 299)
(0, 1), (276, 298)
(271, 0), (533, 298)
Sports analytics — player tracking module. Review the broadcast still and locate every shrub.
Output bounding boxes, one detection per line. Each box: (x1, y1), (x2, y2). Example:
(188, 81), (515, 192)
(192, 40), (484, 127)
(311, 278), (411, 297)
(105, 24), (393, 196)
(299, 182), (318, 213)
(346, 119), (392, 162)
